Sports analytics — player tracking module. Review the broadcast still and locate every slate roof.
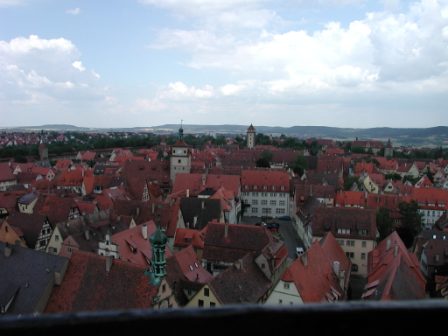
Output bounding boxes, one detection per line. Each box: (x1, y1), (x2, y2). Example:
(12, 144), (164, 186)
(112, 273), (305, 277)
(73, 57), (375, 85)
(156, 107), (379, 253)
(5, 213), (49, 248)
(210, 253), (271, 304)
(0, 242), (68, 314)
(45, 251), (157, 313)
(180, 198), (222, 230)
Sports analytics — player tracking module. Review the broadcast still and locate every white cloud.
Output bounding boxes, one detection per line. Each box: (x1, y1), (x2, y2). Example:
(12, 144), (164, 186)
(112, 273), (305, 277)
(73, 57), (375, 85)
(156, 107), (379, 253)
(0, 35), (106, 115)
(0, 0), (25, 7)
(161, 81), (215, 99)
(91, 70), (101, 79)
(220, 83), (248, 96)
(72, 61), (85, 72)
(66, 7), (81, 15)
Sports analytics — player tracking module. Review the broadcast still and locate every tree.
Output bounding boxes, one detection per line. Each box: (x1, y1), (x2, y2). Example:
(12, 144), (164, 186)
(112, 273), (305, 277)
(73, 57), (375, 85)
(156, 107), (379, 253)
(256, 151), (273, 168)
(376, 208), (394, 241)
(344, 175), (360, 191)
(292, 155), (307, 176)
(397, 201), (423, 248)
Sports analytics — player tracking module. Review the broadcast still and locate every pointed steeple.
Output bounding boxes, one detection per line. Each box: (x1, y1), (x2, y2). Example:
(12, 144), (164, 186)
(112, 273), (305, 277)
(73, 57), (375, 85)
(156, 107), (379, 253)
(145, 224), (167, 286)
(178, 120), (184, 141)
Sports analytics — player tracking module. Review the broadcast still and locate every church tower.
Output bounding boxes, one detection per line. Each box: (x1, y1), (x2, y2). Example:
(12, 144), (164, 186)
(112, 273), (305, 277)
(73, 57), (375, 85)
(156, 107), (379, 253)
(170, 122), (191, 182)
(247, 124), (256, 149)
(145, 226), (167, 286)
(384, 139), (394, 158)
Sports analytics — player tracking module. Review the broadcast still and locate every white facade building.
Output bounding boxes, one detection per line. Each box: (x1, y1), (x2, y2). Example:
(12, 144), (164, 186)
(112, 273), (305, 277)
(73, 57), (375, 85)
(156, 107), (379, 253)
(241, 169), (290, 218)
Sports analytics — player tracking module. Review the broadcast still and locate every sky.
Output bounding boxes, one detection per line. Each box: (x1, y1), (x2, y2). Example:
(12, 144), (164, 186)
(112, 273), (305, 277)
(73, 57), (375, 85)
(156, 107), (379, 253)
(0, 0), (447, 128)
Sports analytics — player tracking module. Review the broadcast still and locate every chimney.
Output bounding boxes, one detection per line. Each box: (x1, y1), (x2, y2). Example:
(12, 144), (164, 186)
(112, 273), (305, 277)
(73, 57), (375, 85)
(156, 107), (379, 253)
(186, 189), (190, 198)
(136, 207), (140, 217)
(106, 255), (113, 273)
(224, 222), (229, 239)
(333, 261), (340, 276)
(4, 243), (12, 257)
(201, 201), (205, 209)
(394, 244), (399, 257)
(193, 216), (198, 228)
(54, 271), (62, 285)
(141, 223), (148, 239)
(386, 239), (391, 250)
(301, 253), (308, 267)
(152, 203), (155, 214)
(84, 230), (90, 241)
(202, 174), (206, 186)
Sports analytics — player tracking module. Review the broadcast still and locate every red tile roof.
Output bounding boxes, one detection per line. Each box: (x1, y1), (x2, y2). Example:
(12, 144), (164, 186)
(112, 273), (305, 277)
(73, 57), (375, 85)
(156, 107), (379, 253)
(170, 246), (212, 283)
(282, 238), (345, 303)
(0, 163), (15, 182)
(312, 207), (377, 241)
(174, 227), (207, 250)
(112, 221), (172, 268)
(241, 169), (290, 192)
(45, 251), (157, 313)
(364, 232), (426, 300)
(335, 191), (366, 208)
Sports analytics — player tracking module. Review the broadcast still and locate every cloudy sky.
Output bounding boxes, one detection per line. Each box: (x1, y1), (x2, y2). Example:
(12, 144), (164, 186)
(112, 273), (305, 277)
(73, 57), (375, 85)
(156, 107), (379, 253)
(0, 0), (447, 128)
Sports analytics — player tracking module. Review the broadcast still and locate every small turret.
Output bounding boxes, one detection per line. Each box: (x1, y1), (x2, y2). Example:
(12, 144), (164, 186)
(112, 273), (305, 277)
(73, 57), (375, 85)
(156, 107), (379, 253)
(145, 226), (167, 286)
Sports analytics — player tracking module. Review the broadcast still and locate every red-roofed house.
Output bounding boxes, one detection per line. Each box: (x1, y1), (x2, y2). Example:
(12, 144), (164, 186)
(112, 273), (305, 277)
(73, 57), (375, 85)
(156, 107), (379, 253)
(266, 232), (351, 304)
(174, 227), (207, 258)
(311, 207), (378, 276)
(111, 221), (172, 268)
(335, 191), (366, 208)
(363, 232), (426, 300)
(76, 150), (96, 162)
(45, 251), (158, 313)
(411, 188), (448, 229)
(0, 163), (17, 191)
(241, 169), (290, 218)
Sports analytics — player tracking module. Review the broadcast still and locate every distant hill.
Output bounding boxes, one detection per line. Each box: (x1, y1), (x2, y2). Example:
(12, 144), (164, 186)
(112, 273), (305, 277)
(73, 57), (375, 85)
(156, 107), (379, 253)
(1, 124), (447, 146)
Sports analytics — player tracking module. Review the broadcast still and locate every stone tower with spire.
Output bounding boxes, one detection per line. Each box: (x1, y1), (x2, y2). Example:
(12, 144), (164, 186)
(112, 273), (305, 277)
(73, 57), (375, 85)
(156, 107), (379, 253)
(247, 124), (256, 149)
(145, 226), (167, 286)
(384, 139), (393, 158)
(170, 121), (191, 182)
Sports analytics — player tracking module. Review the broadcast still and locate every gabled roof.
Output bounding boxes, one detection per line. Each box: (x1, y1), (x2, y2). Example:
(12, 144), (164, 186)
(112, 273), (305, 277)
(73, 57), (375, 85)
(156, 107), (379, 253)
(335, 191), (366, 208)
(45, 251), (157, 313)
(174, 227), (207, 250)
(180, 198), (222, 230)
(312, 207), (377, 241)
(364, 232), (426, 300)
(281, 239), (344, 303)
(203, 222), (272, 263)
(6, 213), (49, 248)
(0, 163), (15, 182)
(112, 221), (172, 268)
(0, 242), (68, 314)
(241, 169), (290, 192)
(210, 253), (271, 305)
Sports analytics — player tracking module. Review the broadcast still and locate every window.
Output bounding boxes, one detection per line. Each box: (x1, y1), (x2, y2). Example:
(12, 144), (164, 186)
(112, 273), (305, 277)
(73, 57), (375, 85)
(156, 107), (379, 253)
(338, 240), (344, 246)
(198, 300), (204, 307)
(271, 193), (276, 197)
(279, 299), (283, 304)
(252, 200), (258, 205)
(261, 200), (267, 205)
(178, 159), (181, 163)
(252, 207), (258, 213)
(283, 283), (290, 290)
(361, 253), (366, 260)
(279, 200), (285, 206)
(162, 284), (166, 293)
(204, 288), (209, 297)
(210, 302), (216, 307)
(270, 200), (276, 206)
(276, 208), (285, 214)
(362, 241), (366, 248)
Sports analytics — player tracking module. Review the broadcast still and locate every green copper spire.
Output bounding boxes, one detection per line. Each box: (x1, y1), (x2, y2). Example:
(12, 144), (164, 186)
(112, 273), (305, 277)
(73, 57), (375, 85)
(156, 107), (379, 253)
(145, 226), (167, 286)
